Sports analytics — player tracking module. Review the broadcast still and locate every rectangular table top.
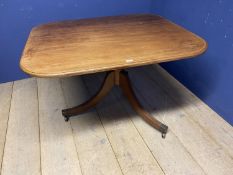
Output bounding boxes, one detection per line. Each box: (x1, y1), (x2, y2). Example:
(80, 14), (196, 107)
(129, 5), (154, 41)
(20, 14), (207, 77)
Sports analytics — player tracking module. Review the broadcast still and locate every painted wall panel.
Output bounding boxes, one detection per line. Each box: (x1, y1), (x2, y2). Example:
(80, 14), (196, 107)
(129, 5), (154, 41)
(151, 0), (233, 125)
(0, 0), (151, 83)
(1, 0), (232, 125)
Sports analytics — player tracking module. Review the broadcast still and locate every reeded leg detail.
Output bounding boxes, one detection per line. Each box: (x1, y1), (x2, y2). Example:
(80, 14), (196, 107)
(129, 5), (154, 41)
(119, 71), (168, 138)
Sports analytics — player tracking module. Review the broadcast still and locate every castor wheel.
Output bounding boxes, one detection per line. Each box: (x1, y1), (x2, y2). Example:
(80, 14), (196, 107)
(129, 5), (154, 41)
(162, 132), (166, 139)
(64, 116), (70, 122)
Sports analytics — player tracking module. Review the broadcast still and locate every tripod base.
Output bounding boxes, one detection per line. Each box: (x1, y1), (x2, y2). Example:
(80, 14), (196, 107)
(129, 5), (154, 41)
(62, 70), (168, 138)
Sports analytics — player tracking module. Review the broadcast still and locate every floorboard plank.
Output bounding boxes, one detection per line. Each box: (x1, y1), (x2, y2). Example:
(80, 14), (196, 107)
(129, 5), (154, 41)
(0, 82), (13, 173)
(61, 77), (123, 175)
(145, 65), (233, 157)
(37, 78), (82, 175)
(130, 69), (233, 175)
(1, 64), (232, 175)
(1, 79), (40, 175)
(109, 84), (206, 174)
(83, 74), (165, 175)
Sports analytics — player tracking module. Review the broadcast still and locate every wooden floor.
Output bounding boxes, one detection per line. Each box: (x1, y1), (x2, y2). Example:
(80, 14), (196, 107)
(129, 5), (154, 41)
(0, 65), (233, 175)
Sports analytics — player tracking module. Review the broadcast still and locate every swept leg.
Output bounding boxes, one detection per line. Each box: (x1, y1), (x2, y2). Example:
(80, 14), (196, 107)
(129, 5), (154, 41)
(61, 69), (168, 138)
(119, 71), (168, 138)
(62, 71), (115, 121)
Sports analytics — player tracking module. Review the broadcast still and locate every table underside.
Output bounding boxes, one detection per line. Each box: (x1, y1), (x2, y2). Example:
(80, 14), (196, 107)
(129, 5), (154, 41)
(62, 69), (168, 138)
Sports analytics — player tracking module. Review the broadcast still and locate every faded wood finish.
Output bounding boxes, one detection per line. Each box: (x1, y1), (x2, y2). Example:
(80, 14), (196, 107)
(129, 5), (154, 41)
(61, 77), (123, 175)
(131, 68), (233, 175)
(20, 14), (207, 77)
(1, 79), (40, 175)
(37, 78), (82, 175)
(0, 82), (13, 173)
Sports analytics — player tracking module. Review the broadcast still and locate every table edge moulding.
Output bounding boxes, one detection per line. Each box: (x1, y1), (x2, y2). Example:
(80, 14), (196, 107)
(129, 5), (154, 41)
(19, 14), (207, 138)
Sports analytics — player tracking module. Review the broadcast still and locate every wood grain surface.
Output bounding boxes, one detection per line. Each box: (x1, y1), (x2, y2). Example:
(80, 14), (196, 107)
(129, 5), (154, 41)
(20, 14), (207, 77)
(1, 79), (40, 175)
(1, 65), (233, 175)
(0, 82), (13, 173)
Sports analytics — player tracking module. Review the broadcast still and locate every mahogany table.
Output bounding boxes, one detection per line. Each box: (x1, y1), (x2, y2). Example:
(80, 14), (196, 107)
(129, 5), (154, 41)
(20, 14), (207, 138)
